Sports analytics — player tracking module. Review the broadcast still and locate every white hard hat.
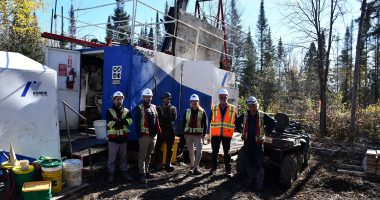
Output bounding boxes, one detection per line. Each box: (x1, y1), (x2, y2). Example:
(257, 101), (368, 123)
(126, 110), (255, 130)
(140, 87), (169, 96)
(142, 88), (153, 96)
(113, 91), (124, 99)
(190, 94), (199, 101)
(246, 96), (258, 105)
(218, 88), (229, 96)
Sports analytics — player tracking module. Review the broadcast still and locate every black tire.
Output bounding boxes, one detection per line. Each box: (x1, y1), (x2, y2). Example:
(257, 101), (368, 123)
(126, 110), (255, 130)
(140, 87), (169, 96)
(236, 146), (249, 178)
(279, 154), (297, 188)
(302, 146), (310, 169)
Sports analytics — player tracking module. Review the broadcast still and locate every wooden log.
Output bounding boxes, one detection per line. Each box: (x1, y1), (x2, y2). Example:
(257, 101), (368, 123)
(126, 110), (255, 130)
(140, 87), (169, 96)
(52, 183), (89, 200)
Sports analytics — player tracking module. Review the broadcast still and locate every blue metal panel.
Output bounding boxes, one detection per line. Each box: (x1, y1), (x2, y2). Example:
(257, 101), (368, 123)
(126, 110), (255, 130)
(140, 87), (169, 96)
(102, 46), (212, 141)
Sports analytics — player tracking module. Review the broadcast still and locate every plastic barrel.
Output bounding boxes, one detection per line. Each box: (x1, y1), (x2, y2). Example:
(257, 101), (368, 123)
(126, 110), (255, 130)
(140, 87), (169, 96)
(41, 159), (62, 194)
(162, 136), (180, 164)
(12, 165), (35, 193)
(93, 120), (107, 139)
(62, 159), (82, 187)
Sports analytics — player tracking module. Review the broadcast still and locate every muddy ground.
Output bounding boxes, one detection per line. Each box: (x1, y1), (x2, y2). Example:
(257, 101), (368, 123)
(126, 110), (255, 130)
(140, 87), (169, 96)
(70, 138), (380, 200)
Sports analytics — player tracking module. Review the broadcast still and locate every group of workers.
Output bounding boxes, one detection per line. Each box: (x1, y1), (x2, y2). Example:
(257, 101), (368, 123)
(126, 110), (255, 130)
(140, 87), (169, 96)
(105, 87), (276, 191)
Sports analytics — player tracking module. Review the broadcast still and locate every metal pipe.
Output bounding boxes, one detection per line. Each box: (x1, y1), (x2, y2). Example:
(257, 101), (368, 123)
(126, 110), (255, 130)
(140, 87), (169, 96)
(62, 102), (73, 158)
(131, 0), (137, 44)
(61, 100), (93, 181)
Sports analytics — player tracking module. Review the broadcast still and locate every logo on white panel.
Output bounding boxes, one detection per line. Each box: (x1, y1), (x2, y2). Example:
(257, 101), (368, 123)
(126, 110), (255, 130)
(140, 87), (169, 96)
(21, 81), (47, 97)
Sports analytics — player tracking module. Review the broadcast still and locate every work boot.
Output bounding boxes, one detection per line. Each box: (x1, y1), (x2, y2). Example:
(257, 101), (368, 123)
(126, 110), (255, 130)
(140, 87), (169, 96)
(155, 163), (163, 171)
(209, 167), (216, 175)
(165, 164), (174, 172)
(193, 168), (202, 175)
(107, 173), (115, 183)
(139, 174), (147, 184)
(226, 171), (233, 178)
(146, 172), (155, 179)
(122, 172), (133, 182)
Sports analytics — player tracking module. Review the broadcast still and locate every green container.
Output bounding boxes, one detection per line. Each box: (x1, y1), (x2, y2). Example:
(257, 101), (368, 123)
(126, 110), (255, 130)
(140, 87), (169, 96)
(12, 165), (35, 194)
(22, 181), (52, 200)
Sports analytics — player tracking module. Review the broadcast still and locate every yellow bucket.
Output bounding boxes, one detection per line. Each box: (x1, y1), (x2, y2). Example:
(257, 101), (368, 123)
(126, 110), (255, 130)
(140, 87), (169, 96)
(162, 136), (180, 164)
(41, 159), (62, 194)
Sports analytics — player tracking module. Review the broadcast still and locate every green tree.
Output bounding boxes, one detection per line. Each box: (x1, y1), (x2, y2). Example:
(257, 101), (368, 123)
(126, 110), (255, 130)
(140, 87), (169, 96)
(303, 42), (319, 100)
(155, 11), (162, 50)
(105, 16), (113, 43)
(276, 37), (285, 84)
(340, 27), (353, 104)
(0, 0), (44, 62)
(227, 0), (243, 76)
(111, 0), (130, 44)
(256, 0), (268, 74)
(240, 29), (257, 97)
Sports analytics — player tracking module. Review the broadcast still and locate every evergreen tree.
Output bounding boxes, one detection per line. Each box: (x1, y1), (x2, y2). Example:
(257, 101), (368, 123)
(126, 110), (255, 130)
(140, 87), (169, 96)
(227, 0), (243, 77)
(68, 4), (76, 49)
(276, 37), (285, 84)
(256, 0), (269, 74)
(240, 29), (257, 97)
(303, 42), (319, 100)
(111, 0), (130, 44)
(148, 26), (154, 49)
(261, 28), (277, 111)
(339, 27), (353, 104)
(105, 16), (113, 42)
(155, 11), (162, 50)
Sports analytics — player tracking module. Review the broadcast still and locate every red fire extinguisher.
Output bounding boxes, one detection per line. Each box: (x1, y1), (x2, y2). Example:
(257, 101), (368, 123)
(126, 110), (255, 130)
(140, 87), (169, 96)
(66, 68), (76, 89)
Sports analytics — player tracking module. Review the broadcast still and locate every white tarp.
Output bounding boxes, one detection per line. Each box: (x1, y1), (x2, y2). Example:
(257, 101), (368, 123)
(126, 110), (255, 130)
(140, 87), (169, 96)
(0, 51), (61, 159)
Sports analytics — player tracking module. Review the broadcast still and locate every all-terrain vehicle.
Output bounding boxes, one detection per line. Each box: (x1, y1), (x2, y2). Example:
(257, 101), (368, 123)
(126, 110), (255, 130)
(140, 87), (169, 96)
(236, 113), (310, 188)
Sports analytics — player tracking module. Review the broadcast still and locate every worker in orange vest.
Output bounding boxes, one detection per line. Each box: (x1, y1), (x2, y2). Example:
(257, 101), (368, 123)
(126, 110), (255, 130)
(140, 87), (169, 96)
(208, 88), (237, 178)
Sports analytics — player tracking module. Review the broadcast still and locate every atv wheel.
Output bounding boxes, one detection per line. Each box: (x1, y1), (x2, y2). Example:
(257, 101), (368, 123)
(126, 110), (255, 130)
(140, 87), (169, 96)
(236, 146), (249, 178)
(279, 154), (297, 188)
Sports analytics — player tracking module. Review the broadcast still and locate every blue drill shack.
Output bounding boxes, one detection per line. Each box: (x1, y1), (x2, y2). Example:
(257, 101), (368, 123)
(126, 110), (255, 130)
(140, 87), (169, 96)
(45, 44), (238, 143)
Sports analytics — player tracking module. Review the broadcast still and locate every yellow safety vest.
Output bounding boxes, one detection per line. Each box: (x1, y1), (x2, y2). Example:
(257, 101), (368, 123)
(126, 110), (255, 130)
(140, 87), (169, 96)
(243, 111), (265, 142)
(139, 104), (158, 134)
(107, 108), (132, 139)
(184, 107), (204, 134)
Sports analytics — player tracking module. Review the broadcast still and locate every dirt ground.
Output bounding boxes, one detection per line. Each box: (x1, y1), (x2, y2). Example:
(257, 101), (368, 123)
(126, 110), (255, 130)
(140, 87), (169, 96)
(70, 137), (380, 200)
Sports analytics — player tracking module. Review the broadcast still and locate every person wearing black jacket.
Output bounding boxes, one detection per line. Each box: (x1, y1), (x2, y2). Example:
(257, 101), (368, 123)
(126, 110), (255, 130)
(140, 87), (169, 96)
(235, 96), (276, 191)
(135, 88), (162, 183)
(155, 92), (177, 172)
(106, 91), (133, 183)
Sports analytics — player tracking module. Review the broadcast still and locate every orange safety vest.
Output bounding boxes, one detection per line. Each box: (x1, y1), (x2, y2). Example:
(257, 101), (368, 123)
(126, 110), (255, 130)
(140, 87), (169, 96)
(106, 108), (132, 139)
(210, 104), (236, 138)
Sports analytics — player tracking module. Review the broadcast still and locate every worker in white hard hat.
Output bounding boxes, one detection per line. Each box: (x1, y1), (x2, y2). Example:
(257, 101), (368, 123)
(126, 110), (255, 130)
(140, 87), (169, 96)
(135, 88), (162, 183)
(235, 96), (276, 191)
(208, 88), (237, 178)
(182, 94), (208, 175)
(106, 91), (133, 182)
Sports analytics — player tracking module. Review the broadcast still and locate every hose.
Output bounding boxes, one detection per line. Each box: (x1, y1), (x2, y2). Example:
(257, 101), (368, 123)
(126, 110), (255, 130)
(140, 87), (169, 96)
(0, 169), (16, 200)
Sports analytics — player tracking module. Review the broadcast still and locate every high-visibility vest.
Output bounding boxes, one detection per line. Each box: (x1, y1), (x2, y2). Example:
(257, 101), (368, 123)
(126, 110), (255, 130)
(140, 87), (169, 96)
(243, 110), (265, 142)
(107, 108), (132, 139)
(184, 107), (204, 134)
(210, 104), (236, 138)
(139, 104), (158, 134)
